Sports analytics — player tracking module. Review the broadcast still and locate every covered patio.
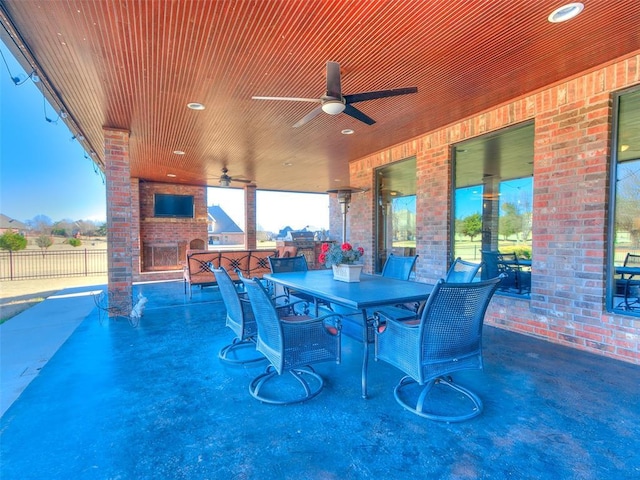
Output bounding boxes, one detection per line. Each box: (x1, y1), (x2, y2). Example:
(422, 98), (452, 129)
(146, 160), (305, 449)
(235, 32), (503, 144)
(1, 281), (638, 479)
(1, 0), (639, 367)
(1, 1), (639, 476)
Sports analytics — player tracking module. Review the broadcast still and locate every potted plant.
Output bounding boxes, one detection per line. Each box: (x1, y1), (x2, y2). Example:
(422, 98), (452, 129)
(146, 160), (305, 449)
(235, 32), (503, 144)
(318, 242), (365, 282)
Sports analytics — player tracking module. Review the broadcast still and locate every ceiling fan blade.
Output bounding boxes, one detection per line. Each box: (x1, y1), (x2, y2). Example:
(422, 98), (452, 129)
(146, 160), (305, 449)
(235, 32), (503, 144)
(344, 87), (418, 104)
(326, 61), (342, 98)
(343, 104), (376, 125)
(293, 105), (323, 128)
(231, 178), (252, 184)
(252, 96), (321, 103)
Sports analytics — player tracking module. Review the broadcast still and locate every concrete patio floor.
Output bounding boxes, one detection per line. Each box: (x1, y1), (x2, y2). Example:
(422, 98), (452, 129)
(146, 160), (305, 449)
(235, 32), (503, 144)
(0, 280), (638, 479)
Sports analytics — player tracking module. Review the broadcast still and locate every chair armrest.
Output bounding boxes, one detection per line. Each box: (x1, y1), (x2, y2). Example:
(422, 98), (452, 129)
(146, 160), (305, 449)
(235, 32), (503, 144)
(280, 312), (342, 336)
(373, 310), (419, 335)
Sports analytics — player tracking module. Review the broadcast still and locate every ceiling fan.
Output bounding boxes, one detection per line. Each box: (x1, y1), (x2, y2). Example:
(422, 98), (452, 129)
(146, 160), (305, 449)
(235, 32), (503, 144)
(252, 61), (418, 128)
(218, 167), (252, 187)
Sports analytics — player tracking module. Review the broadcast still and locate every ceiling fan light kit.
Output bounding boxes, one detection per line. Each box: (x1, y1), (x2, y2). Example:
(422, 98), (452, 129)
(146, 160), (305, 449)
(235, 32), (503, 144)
(252, 61), (417, 128)
(321, 100), (346, 115)
(219, 167), (251, 188)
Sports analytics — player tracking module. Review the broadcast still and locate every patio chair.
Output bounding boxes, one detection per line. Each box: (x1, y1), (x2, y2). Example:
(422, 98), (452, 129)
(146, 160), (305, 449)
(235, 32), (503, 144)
(268, 255), (321, 312)
(615, 253), (640, 310)
(213, 266), (264, 365)
(240, 276), (342, 405)
(412, 257), (483, 318)
(214, 266), (296, 364)
(374, 276), (502, 422)
(381, 253), (419, 280)
(445, 257), (482, 283)
(333, 254), (421, 341)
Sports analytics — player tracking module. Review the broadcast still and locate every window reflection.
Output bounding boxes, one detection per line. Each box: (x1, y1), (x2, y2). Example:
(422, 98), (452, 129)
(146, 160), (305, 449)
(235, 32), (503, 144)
(453, 123), (534, 295)
(611, 88), (640, 313)
(375, 158), (416, 273)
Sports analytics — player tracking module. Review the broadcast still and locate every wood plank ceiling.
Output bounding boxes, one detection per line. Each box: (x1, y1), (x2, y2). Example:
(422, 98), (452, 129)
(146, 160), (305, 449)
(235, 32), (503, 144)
(1, 0), (639, 193)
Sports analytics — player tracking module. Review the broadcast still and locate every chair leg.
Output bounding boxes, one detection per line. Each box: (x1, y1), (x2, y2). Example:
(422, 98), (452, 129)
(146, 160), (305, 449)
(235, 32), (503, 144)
(249, 365), (324, 405)
(218, 338), (265, 365)
(394, 375), (484, 422)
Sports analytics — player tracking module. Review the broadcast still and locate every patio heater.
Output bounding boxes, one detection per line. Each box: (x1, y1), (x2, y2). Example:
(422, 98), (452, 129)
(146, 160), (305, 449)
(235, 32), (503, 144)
(326, 186), (364, 244)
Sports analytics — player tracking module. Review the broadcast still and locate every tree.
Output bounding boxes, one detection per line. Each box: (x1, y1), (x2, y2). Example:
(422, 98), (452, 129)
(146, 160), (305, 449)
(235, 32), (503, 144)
(499, 202), (522, 240)
(460, 213), (482, 241)
(35, 235), (54, 250)
(27, 215), (53, 234)
(52, 219), (76, 237)
(0, 231), (27, 251)
(615, 162), (640, 247)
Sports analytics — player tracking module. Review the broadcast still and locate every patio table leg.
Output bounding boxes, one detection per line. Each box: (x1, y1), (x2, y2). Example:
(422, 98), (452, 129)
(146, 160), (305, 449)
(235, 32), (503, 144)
(361, 309), (369, 399)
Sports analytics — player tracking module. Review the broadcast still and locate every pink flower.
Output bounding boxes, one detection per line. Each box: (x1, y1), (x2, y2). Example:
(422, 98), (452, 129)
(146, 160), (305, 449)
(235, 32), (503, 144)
(321, 243), (330, 253)
(341, 242), (353, 251)
(318, 253), (326, 264)
(357, 247), (364, 256)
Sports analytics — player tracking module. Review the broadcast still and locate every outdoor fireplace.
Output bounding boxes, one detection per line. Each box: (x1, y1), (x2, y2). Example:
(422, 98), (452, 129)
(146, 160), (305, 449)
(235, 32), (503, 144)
(142, 242), (187, 271)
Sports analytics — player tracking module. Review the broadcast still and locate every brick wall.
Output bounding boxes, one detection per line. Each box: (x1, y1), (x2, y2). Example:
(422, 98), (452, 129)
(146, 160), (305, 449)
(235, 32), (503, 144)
(104, 128), (133, 315)
(137, 182), (208, 281)
(347, 54), (640, 364)
(244, 184), (257, 250)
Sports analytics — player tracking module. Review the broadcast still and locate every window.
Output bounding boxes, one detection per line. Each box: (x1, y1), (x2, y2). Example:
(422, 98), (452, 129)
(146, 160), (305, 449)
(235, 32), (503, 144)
(375, 158), (417, 273)
(609, 88), (640, 314)
(452, 122), (534, 295)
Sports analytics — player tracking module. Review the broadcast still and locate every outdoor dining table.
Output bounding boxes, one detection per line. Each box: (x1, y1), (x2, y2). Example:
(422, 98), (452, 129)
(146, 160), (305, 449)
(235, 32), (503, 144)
(263, 269), (434, 398)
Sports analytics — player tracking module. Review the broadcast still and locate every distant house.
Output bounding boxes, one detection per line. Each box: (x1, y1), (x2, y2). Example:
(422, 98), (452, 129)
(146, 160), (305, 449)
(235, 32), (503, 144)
(276, 226), (294, 240)
(207, 206), (244, 246)
(0, 214), (28, 235)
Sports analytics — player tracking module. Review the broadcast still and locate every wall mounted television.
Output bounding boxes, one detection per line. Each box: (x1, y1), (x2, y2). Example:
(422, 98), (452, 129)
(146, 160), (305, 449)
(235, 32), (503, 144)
(153, 193), (194, 218)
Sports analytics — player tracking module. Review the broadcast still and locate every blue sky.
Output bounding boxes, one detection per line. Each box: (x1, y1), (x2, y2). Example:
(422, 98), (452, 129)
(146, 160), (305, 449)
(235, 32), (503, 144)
(1, 41), (328, 231)
(455, 177), (533, 219)
(1, 42), (107, 223)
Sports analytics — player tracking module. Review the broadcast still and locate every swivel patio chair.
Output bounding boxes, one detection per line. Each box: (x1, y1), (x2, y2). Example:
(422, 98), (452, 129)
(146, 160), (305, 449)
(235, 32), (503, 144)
(445, 257), (482, 283)
(214, 266), (296, 364)
(213, 266), (264, 365)
(240, 275), (342, 405)
(333, 254), (421, 342)
(412, 257), (483, 317)
(381, 253), (419, 280)
(268, 255), (321, 313)
(374, 276), (502, 422)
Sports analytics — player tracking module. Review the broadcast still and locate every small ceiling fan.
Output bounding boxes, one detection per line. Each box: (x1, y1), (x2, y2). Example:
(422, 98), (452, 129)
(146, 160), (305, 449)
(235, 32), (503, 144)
(252, 61), (417, 128)
(218, 167), (251, 187)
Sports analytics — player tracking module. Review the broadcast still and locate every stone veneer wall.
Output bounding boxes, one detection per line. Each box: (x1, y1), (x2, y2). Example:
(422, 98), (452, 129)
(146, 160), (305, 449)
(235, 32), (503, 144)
(346, 54), (640, 364)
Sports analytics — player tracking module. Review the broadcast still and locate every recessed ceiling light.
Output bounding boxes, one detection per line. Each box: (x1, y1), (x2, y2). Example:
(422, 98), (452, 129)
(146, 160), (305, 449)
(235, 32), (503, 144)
(283, 162), (293, 167)
(341, 129), (355, 135)
(173, 150), (185, 155)
(187, 102), (205, 110)
(167, 173), (177, 178)
(548, 3), (584, 23)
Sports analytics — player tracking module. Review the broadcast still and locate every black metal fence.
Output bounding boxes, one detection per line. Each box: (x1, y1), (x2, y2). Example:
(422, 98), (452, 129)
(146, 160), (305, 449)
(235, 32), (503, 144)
(0, 249), (108, 280)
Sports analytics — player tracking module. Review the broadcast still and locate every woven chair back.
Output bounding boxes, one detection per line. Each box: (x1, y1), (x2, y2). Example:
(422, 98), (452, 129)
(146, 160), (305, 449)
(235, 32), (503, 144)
(381, 254), (418, 280)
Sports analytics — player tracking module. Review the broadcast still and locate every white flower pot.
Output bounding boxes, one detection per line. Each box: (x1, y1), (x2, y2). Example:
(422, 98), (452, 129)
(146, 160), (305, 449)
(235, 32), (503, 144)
(332, 264), (362, 282)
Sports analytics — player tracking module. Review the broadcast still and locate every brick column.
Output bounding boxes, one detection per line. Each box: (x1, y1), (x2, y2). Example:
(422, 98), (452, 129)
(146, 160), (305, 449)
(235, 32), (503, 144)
(244, 184), (257, 250)
(104, 128), (133, 315)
